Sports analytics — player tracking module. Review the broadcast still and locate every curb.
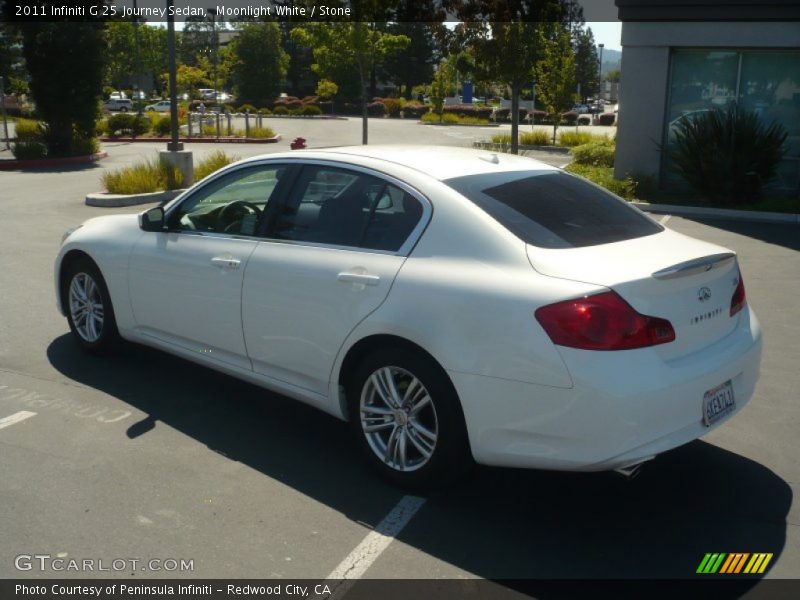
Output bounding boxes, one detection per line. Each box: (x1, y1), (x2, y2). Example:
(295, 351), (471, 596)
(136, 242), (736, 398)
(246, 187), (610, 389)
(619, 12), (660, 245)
(86, 188), (185, 208)
(419, 122), (500, 128)
(632, 201), (799, 225)
(0, 151), (107, 171)
(473, 142), (571, 155)
(100, 135), (281, 144)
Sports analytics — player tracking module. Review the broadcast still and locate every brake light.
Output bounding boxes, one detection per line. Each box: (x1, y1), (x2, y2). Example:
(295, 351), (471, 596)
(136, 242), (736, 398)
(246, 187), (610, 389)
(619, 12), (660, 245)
(730, 273), (746, 317)
(535, 291), (675, 351)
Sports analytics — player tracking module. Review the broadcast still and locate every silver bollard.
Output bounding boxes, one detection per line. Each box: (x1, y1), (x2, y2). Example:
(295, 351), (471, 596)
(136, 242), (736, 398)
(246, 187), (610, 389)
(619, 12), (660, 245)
(226, 111), (232, 136)
(216, 112), (221, 139)
(245, 110), (250, 138)
(187, 112), (193, 138)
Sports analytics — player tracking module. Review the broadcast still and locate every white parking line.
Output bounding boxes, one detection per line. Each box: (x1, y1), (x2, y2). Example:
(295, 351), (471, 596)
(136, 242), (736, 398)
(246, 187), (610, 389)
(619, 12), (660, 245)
(660, 214), (672, 225)
(0, 410), (37, 430)
(326, 495), (426, 593)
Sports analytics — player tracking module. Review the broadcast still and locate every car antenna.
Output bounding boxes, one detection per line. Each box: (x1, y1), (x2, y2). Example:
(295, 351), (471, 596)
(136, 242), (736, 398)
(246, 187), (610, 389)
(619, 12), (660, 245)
(479, 153), (500, 164)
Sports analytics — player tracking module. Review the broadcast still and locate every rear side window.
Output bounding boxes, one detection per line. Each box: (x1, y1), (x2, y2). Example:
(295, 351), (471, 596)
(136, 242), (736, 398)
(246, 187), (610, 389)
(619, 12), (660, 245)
(444, 171), (662, 249)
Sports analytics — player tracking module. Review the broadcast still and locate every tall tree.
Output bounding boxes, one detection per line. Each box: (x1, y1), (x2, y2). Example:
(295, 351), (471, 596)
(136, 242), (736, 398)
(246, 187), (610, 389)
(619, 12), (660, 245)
(0, 22), (27, 95)
(229, 22), (289, 107)
(573, 27), (599, 103)
(450, 0), (567, 154)
(536, 24), (576, 144)
(17, 5), (106, 156)
(292, 17), (408, 144)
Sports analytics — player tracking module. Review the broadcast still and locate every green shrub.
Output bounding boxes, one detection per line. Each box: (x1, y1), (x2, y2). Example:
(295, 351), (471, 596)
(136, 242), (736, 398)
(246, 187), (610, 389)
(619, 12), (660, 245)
(233, 126), (276, 139)
(565, 164), (638, 199)
(272, 105), (289, 115)
(577, 115), (592, 126)
(106, 113), (149, 137)
(194, 150), (239, 181)
(14, 118), (44, 141)
(558, 131), (608, 147)
(666, 105), (787, 205)
(441, 113), (460, 124)
(300, 104), (322, 116)
(238, 104), (257, 113)
(257, 107), (272, 115)
(420, 112), (440, 123)
(520, 130), (552, 146)
(72, 136), (99, 156)
(457, 116), (490, 125)
(102, 157), (183, 194)
(401, 104), (429, 119)
(571, 140), (615, 167)
(367, 101), (386, 117)
(153, 115), (172, 136)
(490, 133), (512, 144)
(12, 141), (47, 160)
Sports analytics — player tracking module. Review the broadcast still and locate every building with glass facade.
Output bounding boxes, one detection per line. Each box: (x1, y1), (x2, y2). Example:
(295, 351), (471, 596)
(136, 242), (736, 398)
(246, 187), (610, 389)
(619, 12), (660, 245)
(614, 1), (800, 194)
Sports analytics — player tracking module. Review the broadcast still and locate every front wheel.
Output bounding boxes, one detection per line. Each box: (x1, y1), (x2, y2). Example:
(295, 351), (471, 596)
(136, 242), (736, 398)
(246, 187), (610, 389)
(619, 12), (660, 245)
(348, 348), (472, 489)
(63, 258), (121, 354)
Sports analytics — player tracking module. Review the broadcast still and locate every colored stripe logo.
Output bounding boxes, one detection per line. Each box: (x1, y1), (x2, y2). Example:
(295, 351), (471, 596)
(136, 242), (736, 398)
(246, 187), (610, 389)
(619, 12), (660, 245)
(697, 553), (773, 574)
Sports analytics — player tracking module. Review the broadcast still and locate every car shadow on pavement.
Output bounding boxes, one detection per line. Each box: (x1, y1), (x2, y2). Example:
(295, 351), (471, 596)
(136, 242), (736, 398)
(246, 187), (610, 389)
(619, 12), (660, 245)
(683, 217), (800, 252)
(47, 335), (790, 593)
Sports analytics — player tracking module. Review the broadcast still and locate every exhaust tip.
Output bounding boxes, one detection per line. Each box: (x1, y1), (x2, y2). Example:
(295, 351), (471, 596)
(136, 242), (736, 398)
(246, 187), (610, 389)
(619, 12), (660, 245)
(613, 457), (654, 480)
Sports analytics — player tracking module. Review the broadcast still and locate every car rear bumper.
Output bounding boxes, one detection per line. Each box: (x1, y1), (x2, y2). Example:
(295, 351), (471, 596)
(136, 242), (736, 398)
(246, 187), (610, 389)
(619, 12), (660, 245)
(450, 307), (762, 471)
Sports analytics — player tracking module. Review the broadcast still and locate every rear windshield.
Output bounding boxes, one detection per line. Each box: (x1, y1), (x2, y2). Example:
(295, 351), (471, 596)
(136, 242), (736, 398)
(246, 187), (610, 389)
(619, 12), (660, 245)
(444, 171), (662, 249)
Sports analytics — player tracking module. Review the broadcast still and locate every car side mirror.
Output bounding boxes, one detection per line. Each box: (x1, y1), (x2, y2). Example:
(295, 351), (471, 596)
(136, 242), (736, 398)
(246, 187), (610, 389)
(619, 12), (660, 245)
(140, 207), (166, 232)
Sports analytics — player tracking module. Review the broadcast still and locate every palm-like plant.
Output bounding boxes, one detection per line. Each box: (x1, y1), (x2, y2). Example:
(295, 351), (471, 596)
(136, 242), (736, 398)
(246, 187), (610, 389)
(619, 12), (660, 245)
(666, 105), (787, 205)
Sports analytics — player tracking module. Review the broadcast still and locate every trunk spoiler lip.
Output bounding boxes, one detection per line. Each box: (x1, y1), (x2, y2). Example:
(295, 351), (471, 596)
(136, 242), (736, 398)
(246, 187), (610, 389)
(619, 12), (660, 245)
(652, 252), (736, 281)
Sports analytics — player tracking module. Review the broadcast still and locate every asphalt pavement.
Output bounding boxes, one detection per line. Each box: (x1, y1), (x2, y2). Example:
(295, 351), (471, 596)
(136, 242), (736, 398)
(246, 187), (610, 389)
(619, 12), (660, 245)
(0, 119), (797, 590)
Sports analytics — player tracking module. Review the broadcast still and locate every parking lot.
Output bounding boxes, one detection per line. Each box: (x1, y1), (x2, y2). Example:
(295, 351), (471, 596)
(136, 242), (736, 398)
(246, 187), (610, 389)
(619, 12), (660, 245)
(0, 119), (798, 589)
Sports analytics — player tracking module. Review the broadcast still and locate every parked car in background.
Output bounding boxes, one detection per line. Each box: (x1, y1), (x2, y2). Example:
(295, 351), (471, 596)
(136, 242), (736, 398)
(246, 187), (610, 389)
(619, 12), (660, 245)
(55, 146), (762, 488)
(588, 102), (604, 114)
(571, 104), (590, 114)
(145, 100), (172, 113)
(109, 91), (127, 100)
(102, 98), (133, 112)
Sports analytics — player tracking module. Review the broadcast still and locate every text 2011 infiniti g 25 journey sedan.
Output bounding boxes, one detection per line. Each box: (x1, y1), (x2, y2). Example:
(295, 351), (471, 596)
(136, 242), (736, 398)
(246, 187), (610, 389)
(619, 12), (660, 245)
(55, 146), (762, 487)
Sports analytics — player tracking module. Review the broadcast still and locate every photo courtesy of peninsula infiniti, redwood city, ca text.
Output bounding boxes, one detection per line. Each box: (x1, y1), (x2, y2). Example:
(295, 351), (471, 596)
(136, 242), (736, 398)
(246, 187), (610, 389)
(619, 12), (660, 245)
(54, 146), (762, 488)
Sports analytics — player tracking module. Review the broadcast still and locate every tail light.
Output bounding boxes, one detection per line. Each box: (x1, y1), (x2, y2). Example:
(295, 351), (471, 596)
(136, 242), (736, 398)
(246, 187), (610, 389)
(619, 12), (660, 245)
(730, 273), (746, 317)
(535, 291), (675, 351)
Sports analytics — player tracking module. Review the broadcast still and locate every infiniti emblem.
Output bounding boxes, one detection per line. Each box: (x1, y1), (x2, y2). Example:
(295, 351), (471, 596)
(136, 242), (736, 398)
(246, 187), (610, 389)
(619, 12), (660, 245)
(698, 287), (712, 302)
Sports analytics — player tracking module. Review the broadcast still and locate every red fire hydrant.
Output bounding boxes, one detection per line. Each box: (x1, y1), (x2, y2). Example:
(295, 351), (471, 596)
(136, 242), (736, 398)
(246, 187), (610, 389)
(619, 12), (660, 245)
(290, 137), (307, 150)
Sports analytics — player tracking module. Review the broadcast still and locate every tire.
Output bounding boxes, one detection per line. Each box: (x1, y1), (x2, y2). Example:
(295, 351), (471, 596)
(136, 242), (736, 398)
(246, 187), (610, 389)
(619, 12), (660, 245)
(348, 347), (472, 490)
(62, 257), (121, 354)
(119, 107), (128, 112)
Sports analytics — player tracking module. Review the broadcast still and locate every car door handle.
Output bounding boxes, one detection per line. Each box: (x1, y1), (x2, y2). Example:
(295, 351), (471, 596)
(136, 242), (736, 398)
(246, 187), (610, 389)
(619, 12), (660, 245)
(211, 256), (241, 269)
(337, 271), (380, 286)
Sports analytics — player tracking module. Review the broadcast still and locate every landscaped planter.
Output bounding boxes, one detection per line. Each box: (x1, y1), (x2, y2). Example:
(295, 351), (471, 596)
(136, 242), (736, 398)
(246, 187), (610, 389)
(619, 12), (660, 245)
(85, 188), (185, 208)
(0, 151), (108, 171)
(99, 135), (282, 144)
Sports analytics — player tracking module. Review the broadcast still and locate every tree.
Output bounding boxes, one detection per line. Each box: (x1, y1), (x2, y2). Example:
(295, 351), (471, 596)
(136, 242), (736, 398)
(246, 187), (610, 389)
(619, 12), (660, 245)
(18, 11), (106, 156)
(179, 15), (217, 67)
(451, 1), (566, 154)
(573, 27), (599, 103)
(536, 25), (577, 144)
(316, 79), (338, 114)
(0, 22), (28, 95)
(105, 21), (135, 90)
(292, 18), (408, 144)
(429, 59), (455, 118)
(229, 22), (288, 107)
(605, 69), (621, 83)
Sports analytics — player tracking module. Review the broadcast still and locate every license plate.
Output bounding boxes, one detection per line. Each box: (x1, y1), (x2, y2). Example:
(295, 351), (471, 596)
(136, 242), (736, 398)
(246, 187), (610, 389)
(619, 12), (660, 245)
(702, 380), (736, 427)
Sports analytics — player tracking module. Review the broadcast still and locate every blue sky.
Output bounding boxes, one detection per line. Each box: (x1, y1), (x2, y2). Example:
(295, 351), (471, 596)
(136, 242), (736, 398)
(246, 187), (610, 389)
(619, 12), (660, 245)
(587, 21), (622, 51)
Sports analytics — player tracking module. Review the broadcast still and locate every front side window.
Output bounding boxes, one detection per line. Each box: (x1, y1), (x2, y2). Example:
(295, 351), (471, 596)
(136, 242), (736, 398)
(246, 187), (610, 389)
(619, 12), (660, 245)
(169, 165), (287, 236)
(271, 166), (424, 252)
(444, 171), (662, 249)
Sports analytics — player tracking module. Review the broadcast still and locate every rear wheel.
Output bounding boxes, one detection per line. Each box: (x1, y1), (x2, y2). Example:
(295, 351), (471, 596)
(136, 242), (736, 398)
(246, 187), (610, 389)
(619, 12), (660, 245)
(348, 347), (472, 489)
(62, 257), (121, 354)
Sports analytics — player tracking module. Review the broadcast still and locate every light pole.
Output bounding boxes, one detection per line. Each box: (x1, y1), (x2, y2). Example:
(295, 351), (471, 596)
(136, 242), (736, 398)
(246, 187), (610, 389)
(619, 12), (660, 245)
(133, 0), (143, 115)
(1, 76), (10, 151)
(159, 0), (193, 187)
(207, 8), (219, 108)
(598, 43), (605, 105)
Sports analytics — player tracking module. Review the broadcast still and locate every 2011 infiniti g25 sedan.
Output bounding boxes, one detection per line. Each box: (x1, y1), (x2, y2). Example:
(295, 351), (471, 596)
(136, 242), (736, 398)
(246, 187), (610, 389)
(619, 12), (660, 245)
(55, 146), (762, 487)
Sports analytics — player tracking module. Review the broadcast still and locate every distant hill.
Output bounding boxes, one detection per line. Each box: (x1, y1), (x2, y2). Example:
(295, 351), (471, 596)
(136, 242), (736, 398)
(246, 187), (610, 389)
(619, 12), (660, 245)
(600, 48), (622, 75)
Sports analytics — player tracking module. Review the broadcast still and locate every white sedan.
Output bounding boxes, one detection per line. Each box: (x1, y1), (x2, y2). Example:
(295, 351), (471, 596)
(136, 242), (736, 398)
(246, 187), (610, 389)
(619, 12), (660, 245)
(144, 100), (171, 113)
(55, 146), (762, 487)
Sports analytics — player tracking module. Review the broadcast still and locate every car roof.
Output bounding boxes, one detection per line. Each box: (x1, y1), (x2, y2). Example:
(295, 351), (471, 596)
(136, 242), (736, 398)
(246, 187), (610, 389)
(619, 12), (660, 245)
(242, 145), (559, 182)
